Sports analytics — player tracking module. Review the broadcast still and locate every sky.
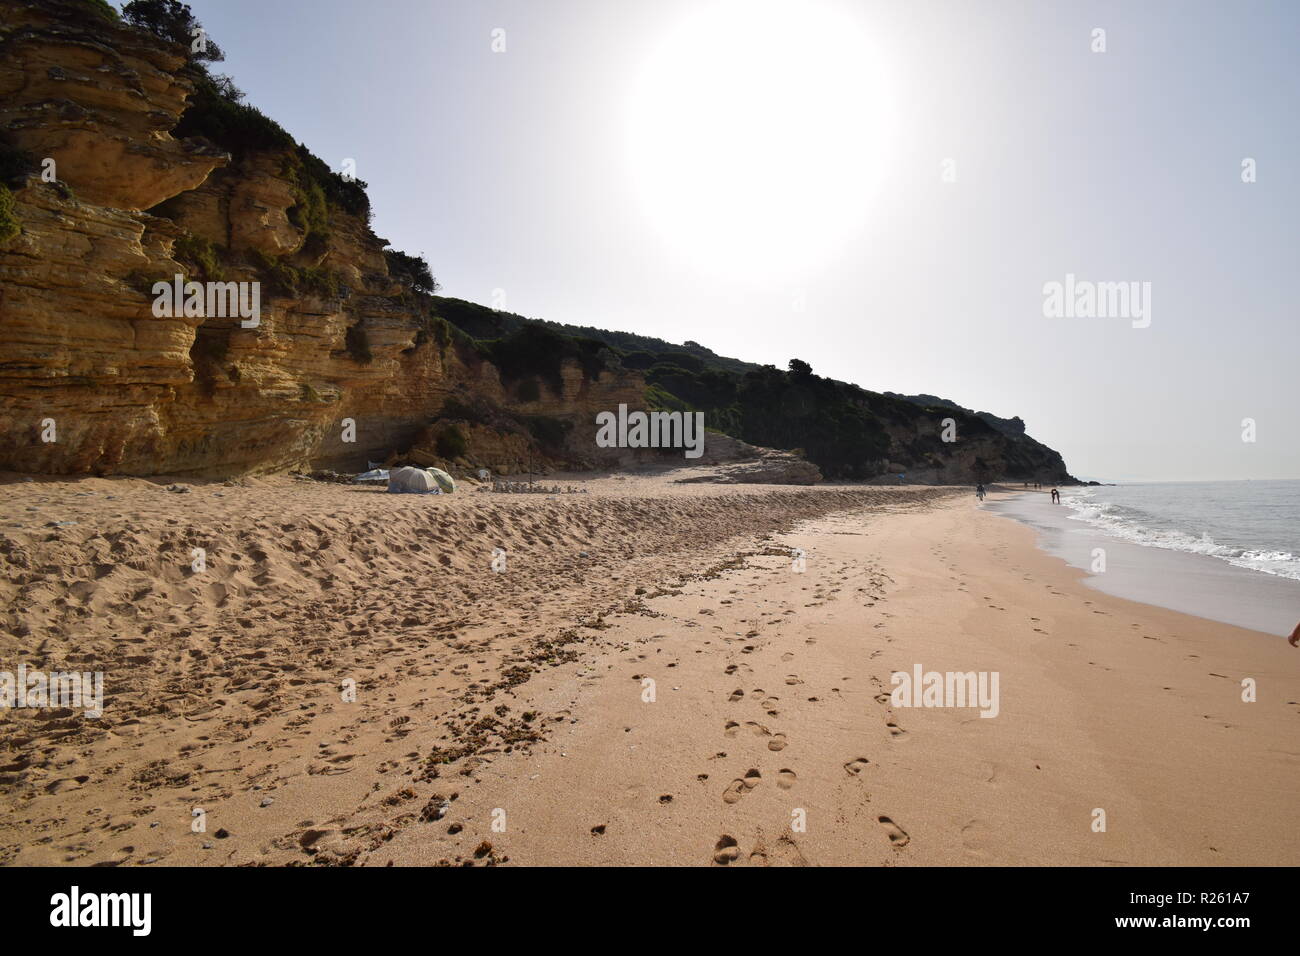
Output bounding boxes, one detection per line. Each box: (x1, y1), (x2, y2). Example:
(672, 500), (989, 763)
(160, 0), (1298, 481)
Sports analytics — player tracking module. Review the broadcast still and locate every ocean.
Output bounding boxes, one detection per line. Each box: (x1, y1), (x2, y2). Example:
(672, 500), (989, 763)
(1061, 481), (1300, 582)
(987, 480), (1300, 637)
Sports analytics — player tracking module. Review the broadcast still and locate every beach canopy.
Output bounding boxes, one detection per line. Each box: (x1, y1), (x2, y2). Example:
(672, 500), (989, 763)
(387, 466), (439, 494)
(426, 467), (456, 494)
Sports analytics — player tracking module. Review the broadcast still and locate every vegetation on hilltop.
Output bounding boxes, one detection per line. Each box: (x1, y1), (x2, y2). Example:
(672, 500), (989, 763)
(427, 296), (1071, 481)
(429, 296), (757, 375)
(477, 324), (619, 399)
(384, 249), (440, 295)
(884, 392), (1027, 437)
(121, 2), (422, 275)
(76, 0), (121, 22)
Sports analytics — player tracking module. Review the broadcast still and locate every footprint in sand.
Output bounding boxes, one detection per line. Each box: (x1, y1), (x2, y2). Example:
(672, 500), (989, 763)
(767, 733), (788, 752)
(776, 768), (797, 789)
(886, 720), (906, 737)
(722, 769), (762, 804)
(728, 688), (744, 702)
(961, 818), (993, 853)
(878, 816), (910, 847)
(750, 834), (808, 867)
(844, 757), (870, 775)
(724, 721), (740, 737)
(713, 835), (740, 865)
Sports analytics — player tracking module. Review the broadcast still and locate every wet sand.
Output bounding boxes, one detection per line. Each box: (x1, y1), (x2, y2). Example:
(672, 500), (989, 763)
(1, 477), (1296, 866)
(987, 491), (1300, 637)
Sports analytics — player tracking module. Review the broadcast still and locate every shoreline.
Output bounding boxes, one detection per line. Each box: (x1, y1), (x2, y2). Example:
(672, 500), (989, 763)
(987, 489), (1300, 637)
(1, 478), (1295, 866)
(369, 490), (1299, 865)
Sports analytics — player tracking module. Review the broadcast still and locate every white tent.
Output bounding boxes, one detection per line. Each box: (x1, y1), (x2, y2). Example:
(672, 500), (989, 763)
(387, 465), (439, 494)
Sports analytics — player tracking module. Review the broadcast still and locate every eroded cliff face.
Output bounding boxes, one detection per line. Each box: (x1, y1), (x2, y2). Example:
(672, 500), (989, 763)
(0, 0), (644, 477)
(0, 0), (228, 208)
(0, 1), (1073, 485)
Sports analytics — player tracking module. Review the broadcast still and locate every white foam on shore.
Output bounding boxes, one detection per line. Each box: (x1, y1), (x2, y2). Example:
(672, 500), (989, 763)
(1059, 488), (1300, 582)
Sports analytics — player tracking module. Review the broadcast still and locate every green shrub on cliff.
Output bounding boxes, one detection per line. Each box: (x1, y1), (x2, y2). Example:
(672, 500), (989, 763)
(174, 75), (370, 226)
(0, 185), (20, 245)
(175, 75), (291, 156)
(77, 0), (121, 22)
(434, 425), (468, 460)
(173, 234), (225, 280)
(284, 165), (329, 242)
(637, 358), (892, 478)
(523, 415), (572, 452)
(479, 324), (616, 398)
(384, 249), (439, 295)
(127, 2), (371, 231)
(123, 1), (223, 59)
(247, 250), (344, 300)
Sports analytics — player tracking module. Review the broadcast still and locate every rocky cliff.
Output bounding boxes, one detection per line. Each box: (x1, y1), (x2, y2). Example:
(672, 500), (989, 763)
(0, 0), (646, 477)
(0, 0), (1075, 485)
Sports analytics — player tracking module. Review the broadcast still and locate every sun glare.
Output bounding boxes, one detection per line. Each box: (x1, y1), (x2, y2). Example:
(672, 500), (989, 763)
(626, 0), (895, 281)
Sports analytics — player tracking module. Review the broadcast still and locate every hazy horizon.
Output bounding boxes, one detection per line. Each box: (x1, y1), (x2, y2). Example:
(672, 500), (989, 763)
(169, 0), (1299, 482)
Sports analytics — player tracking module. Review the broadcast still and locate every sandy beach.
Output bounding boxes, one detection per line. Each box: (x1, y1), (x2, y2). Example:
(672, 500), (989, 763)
(1, 475), (1295, 867)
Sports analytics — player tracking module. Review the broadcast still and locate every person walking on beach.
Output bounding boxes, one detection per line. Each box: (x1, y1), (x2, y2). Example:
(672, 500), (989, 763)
(1289, 620), (1300, 647)
(1050, 487), (1060, 504)
(976, 482), (986, 501)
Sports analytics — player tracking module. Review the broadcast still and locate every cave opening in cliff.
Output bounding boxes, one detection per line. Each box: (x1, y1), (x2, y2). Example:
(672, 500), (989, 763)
(343, 321), (373, 364)
(188, 322), (232, 398)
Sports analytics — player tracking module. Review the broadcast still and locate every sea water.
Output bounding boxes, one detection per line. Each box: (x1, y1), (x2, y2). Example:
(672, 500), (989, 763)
(987, 480), (1300, 637)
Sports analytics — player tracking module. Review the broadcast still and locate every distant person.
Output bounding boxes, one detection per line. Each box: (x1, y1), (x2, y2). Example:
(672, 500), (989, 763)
(976, 482), (985, 501)
(1050, 487), (1060, 504)
(1290, 621), (1300, 647)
